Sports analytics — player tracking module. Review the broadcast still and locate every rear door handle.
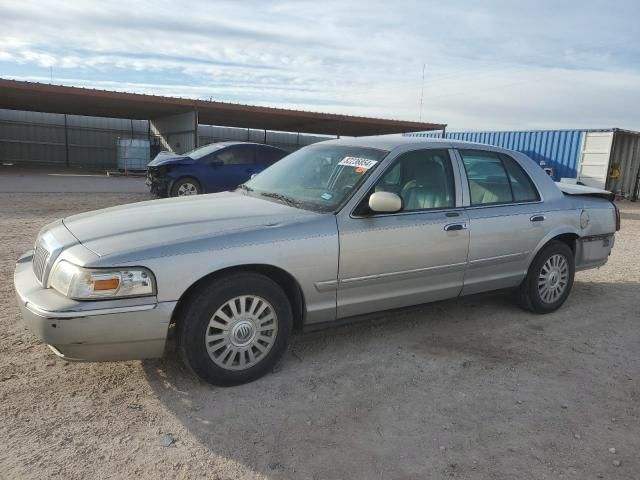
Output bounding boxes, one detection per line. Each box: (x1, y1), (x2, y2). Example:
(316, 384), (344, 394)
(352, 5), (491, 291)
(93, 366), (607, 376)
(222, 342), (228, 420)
(444, 223), (468, 231)
(530, 215), (546, 222)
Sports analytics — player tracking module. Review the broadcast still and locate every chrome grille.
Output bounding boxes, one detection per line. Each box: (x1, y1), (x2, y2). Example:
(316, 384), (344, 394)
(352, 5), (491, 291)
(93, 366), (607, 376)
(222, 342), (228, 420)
(32, 239), (51, 283)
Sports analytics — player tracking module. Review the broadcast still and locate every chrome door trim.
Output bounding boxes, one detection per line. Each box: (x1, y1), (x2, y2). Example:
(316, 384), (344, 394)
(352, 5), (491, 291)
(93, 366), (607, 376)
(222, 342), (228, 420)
(314, 279), (339, 292)
(467, 251), (528, 266)
(350, 208), (464, 220)
(317, 261), (468, 291)
(464, 200), (544, 211)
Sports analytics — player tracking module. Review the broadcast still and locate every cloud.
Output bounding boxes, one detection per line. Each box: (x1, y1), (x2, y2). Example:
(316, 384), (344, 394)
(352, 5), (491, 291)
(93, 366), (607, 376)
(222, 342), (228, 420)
(0, 0), (639, 130)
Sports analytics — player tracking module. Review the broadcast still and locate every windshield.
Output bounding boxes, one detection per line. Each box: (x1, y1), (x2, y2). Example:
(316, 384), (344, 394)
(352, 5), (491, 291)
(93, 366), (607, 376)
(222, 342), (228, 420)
(185, 142), (228, 160)
(243, 144), (388, 212)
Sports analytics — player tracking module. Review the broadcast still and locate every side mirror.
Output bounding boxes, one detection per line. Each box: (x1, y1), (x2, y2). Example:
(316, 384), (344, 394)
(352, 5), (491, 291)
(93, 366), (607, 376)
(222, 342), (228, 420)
(209, 159), (224, 167)
(369, 191), (402, 213)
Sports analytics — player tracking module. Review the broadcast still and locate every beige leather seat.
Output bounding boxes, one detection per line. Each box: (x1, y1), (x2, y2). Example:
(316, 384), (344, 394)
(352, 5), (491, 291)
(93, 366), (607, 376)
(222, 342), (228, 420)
(400, 161), (449, 210)
(469, 181), (511, 204)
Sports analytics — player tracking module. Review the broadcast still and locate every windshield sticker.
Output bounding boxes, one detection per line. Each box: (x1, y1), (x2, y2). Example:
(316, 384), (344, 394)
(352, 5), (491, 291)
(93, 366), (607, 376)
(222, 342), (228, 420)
(338, 157), (378, 170)
(321, 192), (333, 201)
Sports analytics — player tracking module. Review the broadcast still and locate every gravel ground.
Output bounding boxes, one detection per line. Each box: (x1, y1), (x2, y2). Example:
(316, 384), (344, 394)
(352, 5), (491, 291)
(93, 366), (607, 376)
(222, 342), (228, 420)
(1, 192), (639, 480)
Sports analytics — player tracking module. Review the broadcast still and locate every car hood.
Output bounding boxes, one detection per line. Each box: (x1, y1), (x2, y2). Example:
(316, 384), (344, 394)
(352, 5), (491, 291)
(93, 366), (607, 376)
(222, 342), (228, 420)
(62, 192), (319, 259)
(147, 151), (194, 167)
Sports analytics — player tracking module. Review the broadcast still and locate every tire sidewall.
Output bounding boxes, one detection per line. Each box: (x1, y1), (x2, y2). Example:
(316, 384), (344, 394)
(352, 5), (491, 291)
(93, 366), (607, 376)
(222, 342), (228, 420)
(171, 177), (201, 197)
(525, 241), (575, 313)
(178, 273), (292, 386)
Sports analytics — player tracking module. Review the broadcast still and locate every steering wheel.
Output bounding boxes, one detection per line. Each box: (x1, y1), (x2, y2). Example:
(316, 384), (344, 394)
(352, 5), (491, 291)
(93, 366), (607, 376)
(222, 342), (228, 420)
(341, 184), (354, 195)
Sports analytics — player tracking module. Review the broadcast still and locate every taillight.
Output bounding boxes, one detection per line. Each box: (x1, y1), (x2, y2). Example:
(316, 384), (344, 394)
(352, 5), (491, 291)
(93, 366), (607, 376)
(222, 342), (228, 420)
(613, 202), (621, 231)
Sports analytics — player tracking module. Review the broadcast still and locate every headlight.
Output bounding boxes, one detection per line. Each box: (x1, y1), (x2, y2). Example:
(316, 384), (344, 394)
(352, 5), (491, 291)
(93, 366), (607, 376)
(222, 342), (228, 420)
(49, 261), (155, 300)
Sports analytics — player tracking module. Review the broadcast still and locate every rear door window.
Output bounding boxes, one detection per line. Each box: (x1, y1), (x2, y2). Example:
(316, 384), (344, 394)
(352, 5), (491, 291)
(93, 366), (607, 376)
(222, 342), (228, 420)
(459, 150), (540, 205)
(460, 150), (512, 205)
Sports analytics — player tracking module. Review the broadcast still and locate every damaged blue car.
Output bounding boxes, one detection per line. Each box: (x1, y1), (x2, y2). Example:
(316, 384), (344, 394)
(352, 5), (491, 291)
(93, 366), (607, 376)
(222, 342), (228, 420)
(146, 141), (288, 197)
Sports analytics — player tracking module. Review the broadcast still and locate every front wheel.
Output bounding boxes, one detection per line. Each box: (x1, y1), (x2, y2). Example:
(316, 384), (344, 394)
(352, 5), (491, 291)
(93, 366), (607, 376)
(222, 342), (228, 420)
(177, 272), (292, 386)
(517, 241), (575, 314)
(171, 177), (201, 197)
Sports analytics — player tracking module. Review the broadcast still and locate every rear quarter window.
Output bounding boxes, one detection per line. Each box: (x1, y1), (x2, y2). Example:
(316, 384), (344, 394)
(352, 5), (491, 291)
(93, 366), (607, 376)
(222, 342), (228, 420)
(500, 154), (540, 202)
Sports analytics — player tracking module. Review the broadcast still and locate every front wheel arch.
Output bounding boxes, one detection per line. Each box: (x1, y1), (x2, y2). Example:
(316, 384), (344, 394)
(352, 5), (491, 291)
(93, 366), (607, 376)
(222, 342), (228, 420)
(170, 264), (306, 334)
(176, 271), (293, 385)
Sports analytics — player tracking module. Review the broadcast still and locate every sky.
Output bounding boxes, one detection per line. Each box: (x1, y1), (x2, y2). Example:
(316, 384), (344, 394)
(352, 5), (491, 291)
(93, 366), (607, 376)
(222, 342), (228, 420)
(1, 0), (639, 131)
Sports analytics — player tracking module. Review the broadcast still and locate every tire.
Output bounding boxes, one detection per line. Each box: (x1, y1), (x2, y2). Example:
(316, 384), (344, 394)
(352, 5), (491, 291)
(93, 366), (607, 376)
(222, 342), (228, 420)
(177, 272), (293, 386)
(517, 240), (575, 314)
(170, 177), (201, 197)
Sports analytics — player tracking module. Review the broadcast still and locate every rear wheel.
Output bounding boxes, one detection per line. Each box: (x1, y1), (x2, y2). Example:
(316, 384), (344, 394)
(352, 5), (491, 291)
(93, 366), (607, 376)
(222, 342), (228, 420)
(177, 272), (292, 386)
(517, 241), (575, 314)
(171, 178), (201, 197)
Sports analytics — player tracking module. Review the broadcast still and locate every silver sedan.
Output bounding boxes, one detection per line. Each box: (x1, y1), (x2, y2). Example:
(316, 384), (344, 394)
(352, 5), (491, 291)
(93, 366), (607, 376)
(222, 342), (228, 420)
(14, 136), (619, 385)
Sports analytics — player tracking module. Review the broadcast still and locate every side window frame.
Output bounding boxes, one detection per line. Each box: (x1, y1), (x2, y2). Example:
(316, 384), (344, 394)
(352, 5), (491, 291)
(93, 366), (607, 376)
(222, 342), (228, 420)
(458, 149), (541, 208)
(353, 148), (458, 216)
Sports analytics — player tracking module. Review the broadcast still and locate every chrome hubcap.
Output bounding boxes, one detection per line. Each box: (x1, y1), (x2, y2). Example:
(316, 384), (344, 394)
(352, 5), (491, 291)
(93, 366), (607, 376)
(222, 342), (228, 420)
(538, 254), (569, 303)
(231, 320), (256, 347)
(177, 183), (198, 196)
(205, 295), (278, 370)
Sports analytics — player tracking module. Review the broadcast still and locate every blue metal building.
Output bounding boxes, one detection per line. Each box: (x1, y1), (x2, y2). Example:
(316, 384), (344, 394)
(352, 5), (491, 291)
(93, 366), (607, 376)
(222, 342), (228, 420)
(407, 129), (587, 180)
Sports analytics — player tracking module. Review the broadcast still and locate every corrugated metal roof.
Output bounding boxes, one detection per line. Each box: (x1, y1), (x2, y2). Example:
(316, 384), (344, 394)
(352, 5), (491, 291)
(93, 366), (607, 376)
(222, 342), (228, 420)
(408, 129), (590, 180)
(0, 78), (445, 137)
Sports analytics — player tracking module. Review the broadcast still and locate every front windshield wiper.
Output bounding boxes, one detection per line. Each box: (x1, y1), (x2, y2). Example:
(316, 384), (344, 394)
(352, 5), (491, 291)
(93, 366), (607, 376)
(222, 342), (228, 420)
(259, 191), (301, 208)
(238, 183), (253, 192)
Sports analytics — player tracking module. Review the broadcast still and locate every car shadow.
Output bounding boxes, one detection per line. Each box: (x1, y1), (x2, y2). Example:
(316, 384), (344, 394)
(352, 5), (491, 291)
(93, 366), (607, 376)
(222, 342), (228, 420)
(142, 280), (639, 479)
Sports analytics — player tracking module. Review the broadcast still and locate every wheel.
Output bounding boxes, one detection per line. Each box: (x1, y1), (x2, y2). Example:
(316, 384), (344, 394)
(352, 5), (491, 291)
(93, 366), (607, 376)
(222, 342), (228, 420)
(171, 178), (201, 197)
(517, 241), (575, 314)
(177, 272), (293, 386)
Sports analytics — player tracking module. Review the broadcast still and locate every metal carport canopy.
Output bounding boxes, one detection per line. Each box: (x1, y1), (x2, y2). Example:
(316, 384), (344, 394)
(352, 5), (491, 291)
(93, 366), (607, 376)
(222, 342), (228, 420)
(0, 79), (445, 137)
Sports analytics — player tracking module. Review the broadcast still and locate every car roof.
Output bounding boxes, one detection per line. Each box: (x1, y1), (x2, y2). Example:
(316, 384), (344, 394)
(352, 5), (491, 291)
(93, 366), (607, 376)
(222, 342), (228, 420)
(214, 141), (284, 150)
(319, 134), (513, 154)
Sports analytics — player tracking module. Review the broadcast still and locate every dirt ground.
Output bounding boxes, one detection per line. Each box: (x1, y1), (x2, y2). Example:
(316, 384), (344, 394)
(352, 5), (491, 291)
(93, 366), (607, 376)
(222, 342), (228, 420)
(0, 192), (638, 480)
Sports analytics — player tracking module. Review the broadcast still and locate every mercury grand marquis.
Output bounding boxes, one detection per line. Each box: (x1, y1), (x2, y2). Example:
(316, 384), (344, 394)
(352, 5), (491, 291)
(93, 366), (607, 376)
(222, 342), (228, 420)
(14, 136), (620, 386)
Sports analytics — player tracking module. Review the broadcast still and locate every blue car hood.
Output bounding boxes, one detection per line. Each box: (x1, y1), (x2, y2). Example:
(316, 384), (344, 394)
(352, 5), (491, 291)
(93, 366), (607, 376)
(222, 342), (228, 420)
(148, 151), (195, 167)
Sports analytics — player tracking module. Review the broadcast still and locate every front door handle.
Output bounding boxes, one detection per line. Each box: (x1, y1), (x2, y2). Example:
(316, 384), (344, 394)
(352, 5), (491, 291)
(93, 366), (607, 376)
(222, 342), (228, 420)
(530, 215), (546, 222)
(444, 222), (468, 232)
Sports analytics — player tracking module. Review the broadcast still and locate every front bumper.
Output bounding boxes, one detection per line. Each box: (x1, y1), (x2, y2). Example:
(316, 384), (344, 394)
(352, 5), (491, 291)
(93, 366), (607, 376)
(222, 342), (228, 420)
(14, 251), (176, 362)
(146, 170), (170, 197)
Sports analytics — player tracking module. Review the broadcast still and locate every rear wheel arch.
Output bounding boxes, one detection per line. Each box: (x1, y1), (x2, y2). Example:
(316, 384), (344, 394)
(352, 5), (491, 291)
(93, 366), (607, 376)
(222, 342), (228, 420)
(529, 229), (580, 267)
(548, 232), (579, 255)
(518, 239), (576, 313)
(171, 264), (306, 333)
